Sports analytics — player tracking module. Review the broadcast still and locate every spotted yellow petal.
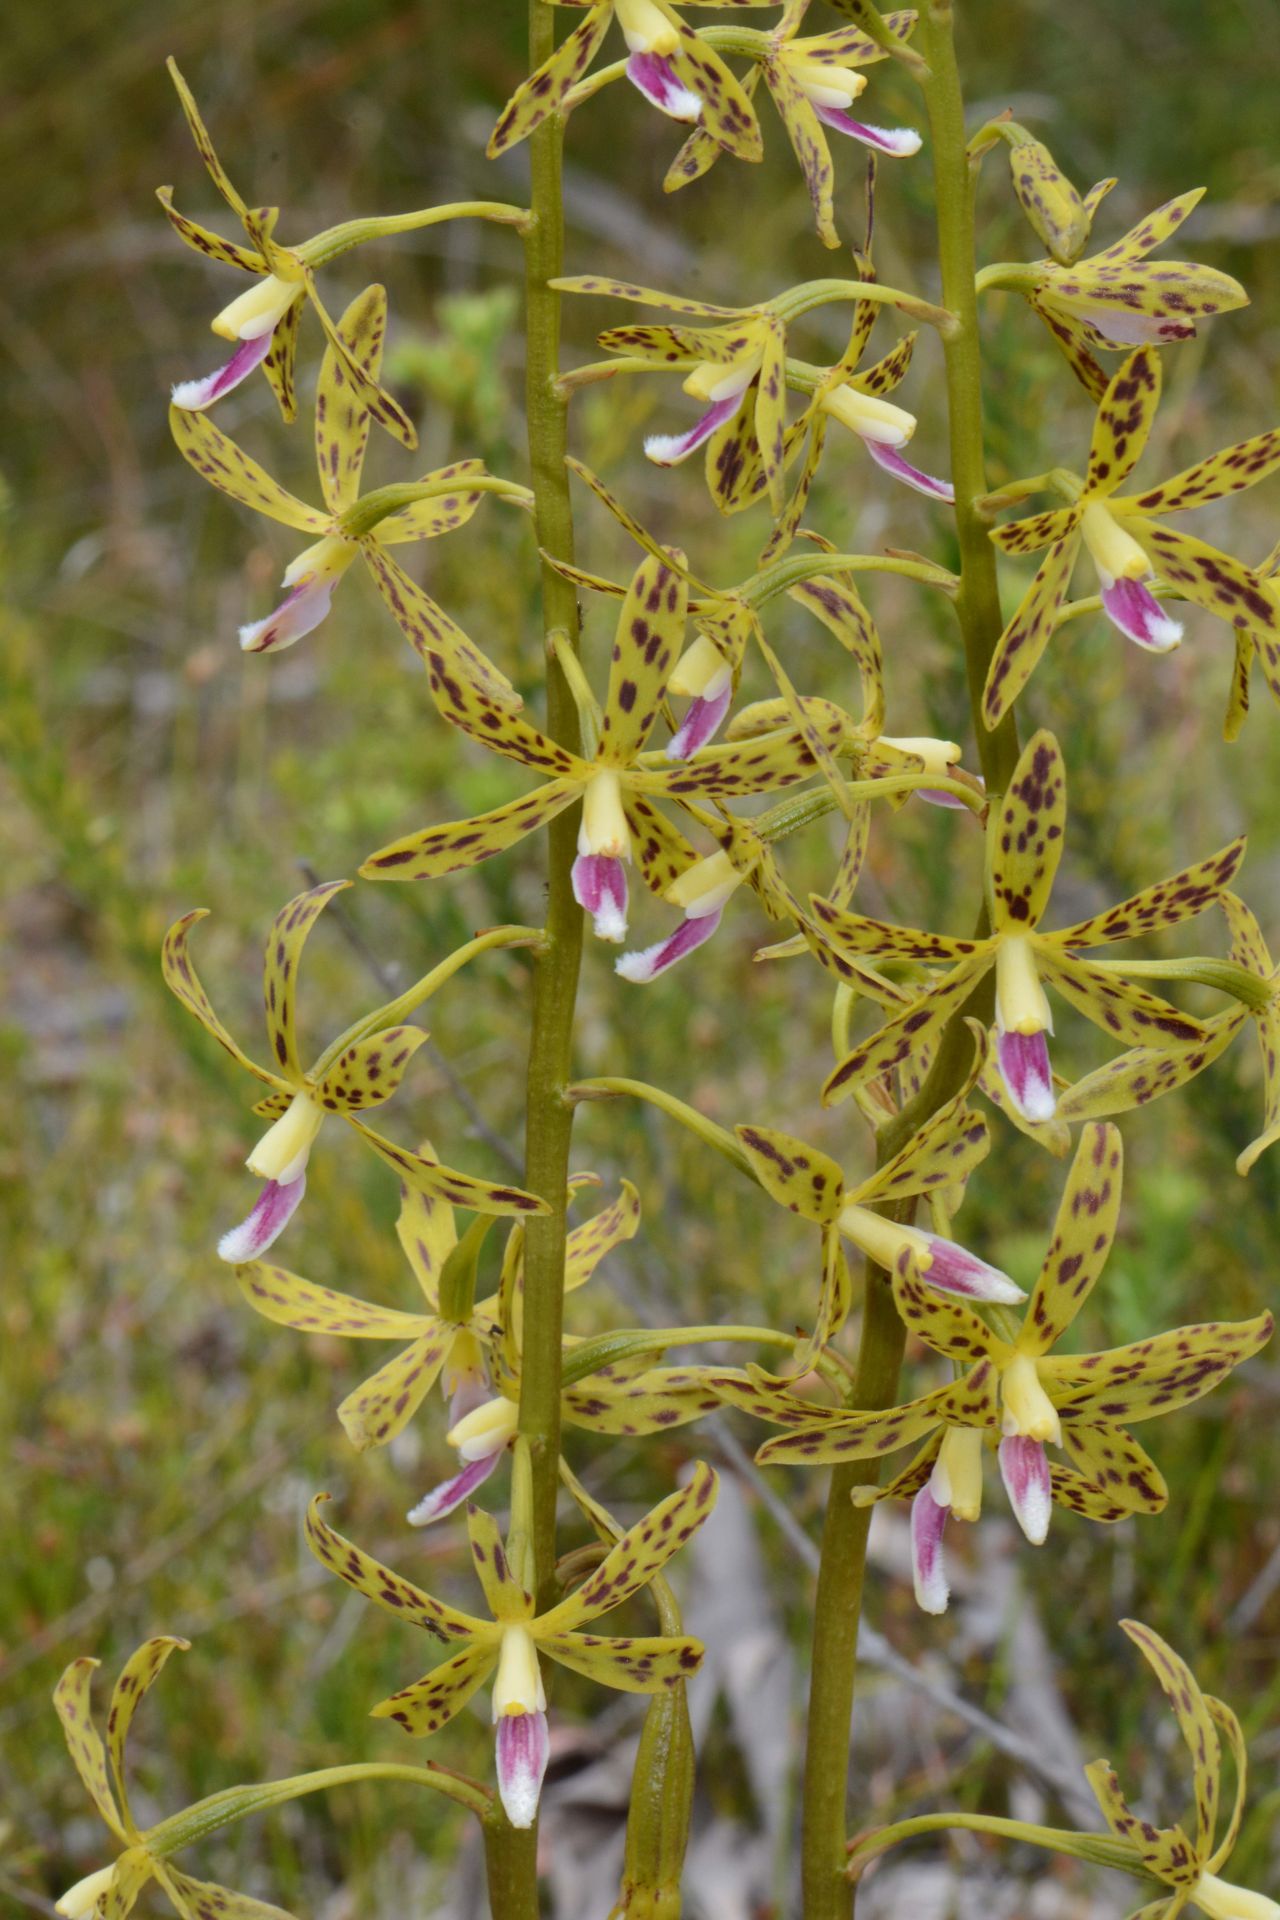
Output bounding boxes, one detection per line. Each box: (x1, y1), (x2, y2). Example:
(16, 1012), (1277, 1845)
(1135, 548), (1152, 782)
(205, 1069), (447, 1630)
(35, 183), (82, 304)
(599, 552), (688, 765)
(54, 1657), (125, 1839)
(346, 1117), (549, 1218)
(262, 881), (350, 1082)
(467, 1504), (532, 1622)
(1085, 348), (1162, 496)
(735, 1124), (845, 1222)
(100, 1849), (156, 1920)
(162, 911), (286, 1094)
(990, 505), (1081, 556)
(166, 60), (249, 220)
(645, 710), (845, 799)
(1205, 1695), (1247, 1873)
(304, 268), (416, 449)
(155, 186), (259, 272)
(315, 1026), (428, 1113)
(162, 1870), (299, 1920)
(168, 406), (327, 533)
(305, 1494), (491, 1640)
(536, 1464), (719, 1634)
(105, 1638), (190, 1820)
(424, 650), (590, 778)
(1030, 294), (1108, 400)
(360, 779), (581, 882)
(758, 412), (827, 560)
(809, 897), (986, 964)
(764, 56), (838, 246)
(553, 277), (744, 322)
(261, 296), (300, 424)
(566, 1179), (642, 1288)
(664, 22), (762, 162)
(396, 1176), (459, 1305)
(1044, 1314), (1274, 1424)
(1054, 1010), (1246, 1125)
(1049, 838), (1246, 950)
(1129, 428), (1280, 517)
(487, 5), (612, 157)
(338, 1334), (451, 1450)
(623, 792), (701, 896)
(373, 461), (489, 545)
(1122, 1620), (1220, 1855)
(788, 562), (884, 732)
(1135, 519), (1280, 634)
(821, 953), (994, 1106)
(564, 1365), (726, 1436)
(314, 284), (386, 514)
(892, 1266), (1005, 1367)
(363, 548), (520, 705)
(1037, 948), (1210, 1049)
(234, 1261), (430, 1339)
(1049, 1458), (1151, 1524)
(1059, 1422), (1167, 1514)
(857, 1092), (990, 1209)
(539, 1629), (703, 1693)
(987, 730), (1067, 932)
(1085, 1758), (1199, 1885)
(755, 1379), (956, 1468)
(983, 536), (1081, 727)
(1019, 1123), (1123, 1355)
(371, 1638), (498, 1737)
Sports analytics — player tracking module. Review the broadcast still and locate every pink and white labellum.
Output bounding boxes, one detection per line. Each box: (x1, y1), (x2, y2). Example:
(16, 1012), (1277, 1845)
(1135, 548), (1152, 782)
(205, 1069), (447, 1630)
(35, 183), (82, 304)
(785, 54), (922, 159)
(239, 536), (357, 655)
(617, 848), (743, 983)
(407, 1397), (517, 1528)
(616, 0), (701, 123)
(993, 938), (1056, 1122)
(666, 635), (735, 759)
(616, 904), (724, 983)
(494, 1708), (550, 1830)
(217, 1172), (307, 1264)
(910, 1427), (984, 1615)
(171, 274), (302, 412)
(998, 1433), (1053, 1544)
(996, 1027), (1055, 1123)
(820, 385), (954, 502)
(909, 1484), (951, 1615)
(1080, 502), (1183, 653)
(218, 1088), (326, 1263)
(572, 771), (632, 941)
(645, 389), (750, 469)
(847, 1206), (1025, 1305)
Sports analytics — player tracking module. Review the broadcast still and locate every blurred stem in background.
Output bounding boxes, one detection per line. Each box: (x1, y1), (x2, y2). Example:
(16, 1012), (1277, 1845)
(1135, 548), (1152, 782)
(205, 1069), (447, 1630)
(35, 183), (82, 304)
(800, 4), (1024, 1913)
(482, 0), (584, 1906)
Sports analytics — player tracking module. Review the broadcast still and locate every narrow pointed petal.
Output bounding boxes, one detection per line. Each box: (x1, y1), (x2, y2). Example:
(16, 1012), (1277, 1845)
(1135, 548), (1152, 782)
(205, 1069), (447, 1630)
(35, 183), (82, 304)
(864, 437), (955, 501)
(495, 1710), (550, 1830)
(572, 853), (629, 942)
(910, 1485), (951, 1614)
(405, 1451), (501, 1528)
(812, 104), (923, 156)
(998, 1434), (1053, 1543)
(626, 50), (702, 122)
(217, 1174), (306, 1264)
(170, 329), (274, 411)
(997, 1028), (1056, 1122)
(919, 1234), (1026, 1305)
(239, 577), (338, 654)
(1101, 577), (1184, 652)
(616, 907), (723, 984)
(645, 392), (743, 467)
(667, 681), (733, 760)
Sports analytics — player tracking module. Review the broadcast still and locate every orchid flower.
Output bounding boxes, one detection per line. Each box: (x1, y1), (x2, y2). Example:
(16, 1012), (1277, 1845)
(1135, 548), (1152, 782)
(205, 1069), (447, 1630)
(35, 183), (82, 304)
(360, 552), (846, 942)
(162, 882), (545, 1261)
(731, 1030), (1022, 1371)
(815, 729), (1243, 1122)
(161, 61), (438, 443)
(304, 1469), (717, 1828)
(1085, 1620), (1280, 1920)
(235, 1173), (637, 1492)
(54, 1637), (299, 1920)
(984, 347), (1280, 724)
(666, 3), (922, 246)
(1015, 187), (1249, 400)
(488, 1), (767, 162)
(617, 806), (799, 982)
(719, 1124), (1272, 1613)
(169, 286), (524, 703)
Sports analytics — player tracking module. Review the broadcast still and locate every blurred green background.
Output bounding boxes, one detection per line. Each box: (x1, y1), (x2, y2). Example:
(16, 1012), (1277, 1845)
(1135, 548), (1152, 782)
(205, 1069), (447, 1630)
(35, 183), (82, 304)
(3, 1), (1279, 1914)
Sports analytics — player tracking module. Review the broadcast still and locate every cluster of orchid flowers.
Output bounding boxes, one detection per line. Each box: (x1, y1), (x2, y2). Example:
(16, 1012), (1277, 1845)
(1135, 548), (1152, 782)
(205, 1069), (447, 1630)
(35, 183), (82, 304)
(51, 11), (1280, 1915)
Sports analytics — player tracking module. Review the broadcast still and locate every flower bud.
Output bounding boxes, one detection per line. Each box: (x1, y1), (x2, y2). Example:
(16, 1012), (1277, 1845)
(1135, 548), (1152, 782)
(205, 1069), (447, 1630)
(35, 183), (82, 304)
(1009, 139), (1090, 265)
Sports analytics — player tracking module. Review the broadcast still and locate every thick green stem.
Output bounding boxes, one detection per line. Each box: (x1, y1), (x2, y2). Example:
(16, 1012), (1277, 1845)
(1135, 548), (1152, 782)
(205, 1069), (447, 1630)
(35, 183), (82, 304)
(482, 7), (585, 1908)
(802, 9), (1022, 1914)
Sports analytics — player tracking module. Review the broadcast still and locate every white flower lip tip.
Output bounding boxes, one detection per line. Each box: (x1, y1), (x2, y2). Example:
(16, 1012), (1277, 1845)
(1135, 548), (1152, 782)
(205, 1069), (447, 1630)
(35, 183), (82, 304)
(495, 1709), (550, 1830)
(644, 431), (695, 466)
(217, 1173), (306, 1264)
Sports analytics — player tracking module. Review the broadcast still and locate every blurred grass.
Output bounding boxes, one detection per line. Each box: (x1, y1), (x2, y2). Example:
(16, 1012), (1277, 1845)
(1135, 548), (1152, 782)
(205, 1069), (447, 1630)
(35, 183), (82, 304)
(3, 0), (1280, 1912)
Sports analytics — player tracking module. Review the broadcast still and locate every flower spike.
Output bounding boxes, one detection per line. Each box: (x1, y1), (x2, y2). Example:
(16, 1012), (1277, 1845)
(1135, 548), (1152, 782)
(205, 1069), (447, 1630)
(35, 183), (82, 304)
(816, 730), (1245, 1119)
(162, 888), (546, 1257)
(305, 1470), (717, 1826)
(170, 286), (522, 703)
(722, 1125), (1272, 1612)
(984, 348), (1280, 724)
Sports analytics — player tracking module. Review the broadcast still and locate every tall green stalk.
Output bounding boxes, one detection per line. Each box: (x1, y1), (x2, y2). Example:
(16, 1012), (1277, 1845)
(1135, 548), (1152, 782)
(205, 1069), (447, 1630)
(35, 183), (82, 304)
(801, 6), (1021, 1913)
(483, 4), (584, 1907)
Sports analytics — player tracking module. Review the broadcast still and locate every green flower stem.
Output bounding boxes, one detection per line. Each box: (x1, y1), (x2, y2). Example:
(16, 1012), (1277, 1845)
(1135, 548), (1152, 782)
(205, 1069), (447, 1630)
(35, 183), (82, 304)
(339, 475), (535, 539)
(475, 3), (590, 1908)
(144, 1761), (490, 1855)
(303, 200), (532, 265)
(802, 9), (1025, 1913)
(845, 1810), (1142, 1879)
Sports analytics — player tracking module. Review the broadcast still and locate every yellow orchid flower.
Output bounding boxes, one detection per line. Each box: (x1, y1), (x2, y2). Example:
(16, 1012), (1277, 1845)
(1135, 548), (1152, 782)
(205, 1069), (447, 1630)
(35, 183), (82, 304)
(716, 1124), (1272, 1613)
(984, 346), (1280, 725)
(488, 1), (767, 162)
(304, 1467), (718, 1827)
(168, 284), (524, 704)
(667, 3), (922, 246)
(360, 551), (845, 943)
(160, 61), (510, 443)
(814, 729), (1244, 1123)
(162, 882), (546, 1260)
(1087, 1621), (1280, 1920)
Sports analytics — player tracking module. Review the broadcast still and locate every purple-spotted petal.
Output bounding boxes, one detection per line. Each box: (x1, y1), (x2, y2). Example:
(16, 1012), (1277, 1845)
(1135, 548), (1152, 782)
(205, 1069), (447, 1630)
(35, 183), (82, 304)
(615, 907), (724, 984)
(171, 329), (275, 412)
(864, 437), (956, 502)
(920, 1234), (1026, 1305)
(998, 1435), (1053, 1543)
(812, 104), (923, 157)
(1077, 307), (1195, 348)
(495, 1710), (550, 1830)
(996, 1028), (1056, 1123)
(406, 1451), (501, 1528)
(626, 51), (702, 123)
(910, 1485), (951, 1614)
(572, 853), (629, 943)
(239, 577), (338, 655)
(644, 393), (743, 467)
(667, 681), (733, 760)
(1101, 577), (1184, 652)
(217, 1174), (306, 1265)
